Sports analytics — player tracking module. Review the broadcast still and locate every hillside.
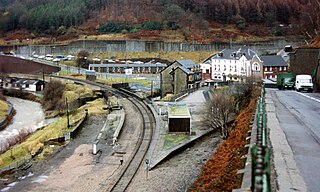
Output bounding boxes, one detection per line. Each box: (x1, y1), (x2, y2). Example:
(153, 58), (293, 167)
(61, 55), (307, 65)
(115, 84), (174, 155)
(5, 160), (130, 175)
(0, 0), (319, 43)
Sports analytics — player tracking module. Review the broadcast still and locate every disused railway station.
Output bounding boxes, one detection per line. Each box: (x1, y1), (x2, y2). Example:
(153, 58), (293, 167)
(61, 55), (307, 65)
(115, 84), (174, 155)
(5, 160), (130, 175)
(88, 63), (167, 74)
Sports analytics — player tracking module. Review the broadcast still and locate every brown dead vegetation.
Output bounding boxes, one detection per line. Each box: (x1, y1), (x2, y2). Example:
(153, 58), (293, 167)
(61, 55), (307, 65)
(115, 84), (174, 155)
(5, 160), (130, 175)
(189, 88), (259, 192)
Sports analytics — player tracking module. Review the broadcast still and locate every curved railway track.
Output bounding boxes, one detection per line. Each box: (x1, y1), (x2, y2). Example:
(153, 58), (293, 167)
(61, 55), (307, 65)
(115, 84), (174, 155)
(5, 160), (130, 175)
(107, 94), (155, 192)
(48, 75), (156, 192)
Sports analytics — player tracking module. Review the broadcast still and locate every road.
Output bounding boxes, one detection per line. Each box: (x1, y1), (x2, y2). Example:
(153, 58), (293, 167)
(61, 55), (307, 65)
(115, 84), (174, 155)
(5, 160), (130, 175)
(270, 90), (320, 192)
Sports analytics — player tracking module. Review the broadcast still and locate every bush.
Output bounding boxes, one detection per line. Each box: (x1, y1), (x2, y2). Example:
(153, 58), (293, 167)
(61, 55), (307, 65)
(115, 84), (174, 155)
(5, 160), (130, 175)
(142, 21), (162, 31)
(98, 21), (127, 33)
(42, 81), (65, 111)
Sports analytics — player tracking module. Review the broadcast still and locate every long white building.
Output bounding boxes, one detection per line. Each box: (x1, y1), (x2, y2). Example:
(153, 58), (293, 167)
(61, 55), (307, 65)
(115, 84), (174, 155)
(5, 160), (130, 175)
(202, 48), (259, 81)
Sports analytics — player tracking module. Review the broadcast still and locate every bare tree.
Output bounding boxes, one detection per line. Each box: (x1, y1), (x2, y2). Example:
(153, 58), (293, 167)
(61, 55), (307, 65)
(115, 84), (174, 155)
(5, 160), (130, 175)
(205, 88), (235, 139)
(42, 80), (65, 111)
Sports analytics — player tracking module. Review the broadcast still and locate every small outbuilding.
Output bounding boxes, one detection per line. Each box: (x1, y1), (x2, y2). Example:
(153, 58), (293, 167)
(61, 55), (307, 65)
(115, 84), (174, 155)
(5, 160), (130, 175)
(85, 70), (96, 81)
(167, 103), (191, 133)
(1, 77), (45, 92)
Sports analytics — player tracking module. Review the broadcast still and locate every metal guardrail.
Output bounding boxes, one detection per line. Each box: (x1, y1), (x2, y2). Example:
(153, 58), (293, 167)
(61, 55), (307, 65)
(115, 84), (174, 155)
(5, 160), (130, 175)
(233, 85), (270, 192)
(251, 86), (270, 192)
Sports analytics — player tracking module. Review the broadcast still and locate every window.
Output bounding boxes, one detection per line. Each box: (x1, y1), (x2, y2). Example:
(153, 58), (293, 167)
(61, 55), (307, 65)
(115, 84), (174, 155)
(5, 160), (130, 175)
(25, 84), (29, 88)
(252, 63), (260, 71)
(206, 69), (210, 73)
(279, 67), (282, 71)
(270, 67), (272, 71)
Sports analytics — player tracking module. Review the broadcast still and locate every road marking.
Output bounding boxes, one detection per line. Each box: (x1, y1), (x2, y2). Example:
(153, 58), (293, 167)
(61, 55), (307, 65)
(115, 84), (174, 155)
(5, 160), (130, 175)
(296, 92), (320, 103)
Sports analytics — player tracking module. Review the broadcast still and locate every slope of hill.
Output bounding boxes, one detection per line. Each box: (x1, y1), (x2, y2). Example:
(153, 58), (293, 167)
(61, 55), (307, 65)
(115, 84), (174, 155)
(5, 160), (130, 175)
(0, 0), (319, 43)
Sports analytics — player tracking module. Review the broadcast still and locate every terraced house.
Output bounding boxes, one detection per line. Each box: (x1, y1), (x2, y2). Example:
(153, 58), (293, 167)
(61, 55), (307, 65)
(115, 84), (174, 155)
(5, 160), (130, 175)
(160, 60), (202, 98)
(201, 48), (260, 82)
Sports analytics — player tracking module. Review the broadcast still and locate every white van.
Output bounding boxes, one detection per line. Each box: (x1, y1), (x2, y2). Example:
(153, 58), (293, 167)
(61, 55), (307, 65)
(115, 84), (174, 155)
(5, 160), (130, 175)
(295, 74), (313, 92)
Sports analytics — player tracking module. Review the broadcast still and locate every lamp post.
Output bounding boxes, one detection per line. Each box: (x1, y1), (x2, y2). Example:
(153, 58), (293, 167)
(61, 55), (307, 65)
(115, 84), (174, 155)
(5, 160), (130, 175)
(27, 39), (31, 56)
(66, 97), (70, 128)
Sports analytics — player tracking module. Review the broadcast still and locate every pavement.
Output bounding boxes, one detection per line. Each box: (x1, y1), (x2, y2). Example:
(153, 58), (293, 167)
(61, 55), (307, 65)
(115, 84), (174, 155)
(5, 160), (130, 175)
(265, 89), (307, 192)
(146, 88), (214, 169)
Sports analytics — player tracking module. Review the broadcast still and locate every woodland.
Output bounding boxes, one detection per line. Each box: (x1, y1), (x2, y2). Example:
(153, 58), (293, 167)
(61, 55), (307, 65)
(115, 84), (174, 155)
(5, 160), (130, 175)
(0, 0), (319, 40)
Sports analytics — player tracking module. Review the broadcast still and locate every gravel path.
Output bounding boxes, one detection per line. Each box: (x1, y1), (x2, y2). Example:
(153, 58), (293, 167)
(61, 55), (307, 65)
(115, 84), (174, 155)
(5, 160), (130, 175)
(128, 133), (221, 192)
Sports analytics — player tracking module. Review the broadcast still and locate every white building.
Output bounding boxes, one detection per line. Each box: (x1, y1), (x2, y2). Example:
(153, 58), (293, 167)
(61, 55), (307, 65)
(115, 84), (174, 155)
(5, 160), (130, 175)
(1, 78), (45, 92)
(202, 48), (259, 81)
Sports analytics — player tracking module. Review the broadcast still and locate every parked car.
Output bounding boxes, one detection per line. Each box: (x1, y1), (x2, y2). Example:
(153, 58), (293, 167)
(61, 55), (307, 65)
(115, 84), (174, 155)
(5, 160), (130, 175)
(55, 55), (66, 61)
(66, 55), (76, 60)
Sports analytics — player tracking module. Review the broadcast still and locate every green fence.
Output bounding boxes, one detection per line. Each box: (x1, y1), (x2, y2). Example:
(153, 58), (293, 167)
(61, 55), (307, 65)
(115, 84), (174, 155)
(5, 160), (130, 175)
(251, 85), (270, 192)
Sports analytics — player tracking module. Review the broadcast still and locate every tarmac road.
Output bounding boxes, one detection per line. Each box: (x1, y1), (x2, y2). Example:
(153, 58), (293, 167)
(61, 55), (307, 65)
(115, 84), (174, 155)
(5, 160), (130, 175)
(269, 89), (320, 192)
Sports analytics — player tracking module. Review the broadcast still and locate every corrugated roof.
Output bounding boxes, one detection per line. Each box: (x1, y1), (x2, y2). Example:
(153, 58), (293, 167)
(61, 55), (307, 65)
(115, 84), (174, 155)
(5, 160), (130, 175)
(259, 55), (288, 67)
(15, 78), (40, 85)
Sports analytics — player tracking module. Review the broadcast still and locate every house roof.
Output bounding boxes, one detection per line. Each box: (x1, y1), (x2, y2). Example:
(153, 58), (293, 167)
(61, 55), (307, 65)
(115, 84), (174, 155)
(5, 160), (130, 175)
(168, 103), (191, 118)
(259, 55), (288, 67)
(170, 66), (194, 75)
(14, 78), (44, 85)
(277, 49), (290, 62)
(210, 47), (260, 61)
(176, 60), (199, 68)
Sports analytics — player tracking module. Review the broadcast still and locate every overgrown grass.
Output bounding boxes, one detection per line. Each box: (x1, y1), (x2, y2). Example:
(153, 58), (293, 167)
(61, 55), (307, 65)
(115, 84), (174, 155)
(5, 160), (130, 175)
(0, 92), (111, 169)
(163, 134), (188, 150)
(0, 100), (9, 119)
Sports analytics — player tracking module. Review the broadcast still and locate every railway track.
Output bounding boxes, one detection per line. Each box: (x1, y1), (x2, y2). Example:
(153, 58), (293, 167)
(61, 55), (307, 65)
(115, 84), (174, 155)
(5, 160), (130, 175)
(47, 75), (156, 192)
(108, 94), (155, 192)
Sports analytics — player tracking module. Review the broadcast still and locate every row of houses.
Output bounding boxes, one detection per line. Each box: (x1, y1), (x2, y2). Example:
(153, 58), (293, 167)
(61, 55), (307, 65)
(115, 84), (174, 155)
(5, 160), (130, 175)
(158, 47), (289, 98)
(201, 47), (289, 82)
(0, 77), (45, 92)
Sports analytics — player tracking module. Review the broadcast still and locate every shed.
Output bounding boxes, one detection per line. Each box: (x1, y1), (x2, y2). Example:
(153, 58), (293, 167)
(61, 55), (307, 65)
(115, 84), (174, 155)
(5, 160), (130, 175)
(85, 70), (96, 81)
(168, 103), (191, 133)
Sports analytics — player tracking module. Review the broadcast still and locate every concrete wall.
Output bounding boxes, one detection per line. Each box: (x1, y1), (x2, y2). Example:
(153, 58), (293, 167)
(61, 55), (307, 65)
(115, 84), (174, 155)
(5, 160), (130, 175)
(174, 69), (188, 95)
(160, 63), (180, 97)
(1, 39), (305, 55)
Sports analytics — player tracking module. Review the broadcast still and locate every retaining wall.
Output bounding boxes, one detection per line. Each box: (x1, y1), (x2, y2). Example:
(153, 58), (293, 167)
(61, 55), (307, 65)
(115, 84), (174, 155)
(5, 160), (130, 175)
(0, 39), (305, 55)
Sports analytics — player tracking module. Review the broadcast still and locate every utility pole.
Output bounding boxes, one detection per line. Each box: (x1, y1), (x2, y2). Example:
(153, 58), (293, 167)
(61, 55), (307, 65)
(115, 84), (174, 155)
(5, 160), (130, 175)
(151, 80), (154, 98)
(66, 97), (70, 128)
(42, 66), (45, 82)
